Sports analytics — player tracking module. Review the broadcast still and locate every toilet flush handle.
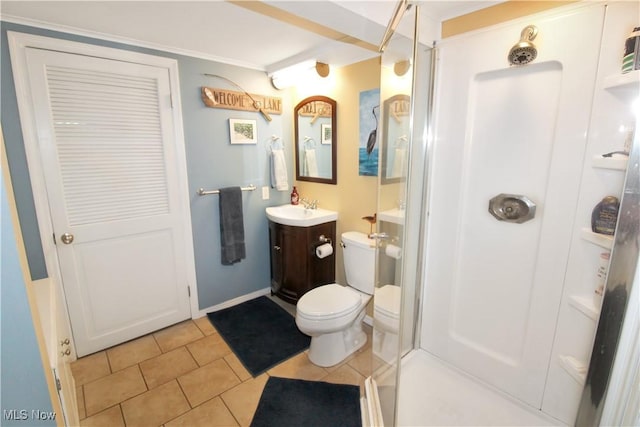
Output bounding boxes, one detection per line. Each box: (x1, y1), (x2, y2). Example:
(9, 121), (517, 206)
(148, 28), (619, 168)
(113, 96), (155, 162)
(368, 232), (389, 240)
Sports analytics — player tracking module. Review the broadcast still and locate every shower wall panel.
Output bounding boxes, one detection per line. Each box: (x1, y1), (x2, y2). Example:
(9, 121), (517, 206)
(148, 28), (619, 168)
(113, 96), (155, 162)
(450, 63), (561, 367)
(421, 4), (605, 412)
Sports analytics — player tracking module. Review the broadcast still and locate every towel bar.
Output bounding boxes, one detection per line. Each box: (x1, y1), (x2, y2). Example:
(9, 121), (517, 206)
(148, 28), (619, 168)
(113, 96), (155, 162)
(198, 184), (257, 196)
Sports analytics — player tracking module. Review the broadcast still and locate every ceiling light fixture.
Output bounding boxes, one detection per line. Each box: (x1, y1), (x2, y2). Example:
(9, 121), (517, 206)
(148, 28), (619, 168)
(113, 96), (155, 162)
(394, 59), (411, 76)
(269, 60), (330, 90)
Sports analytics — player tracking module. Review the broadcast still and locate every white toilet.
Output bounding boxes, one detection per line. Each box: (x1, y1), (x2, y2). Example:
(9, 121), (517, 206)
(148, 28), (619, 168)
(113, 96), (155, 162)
(373, 284), (401, 364)
(296, 231), (376, 367)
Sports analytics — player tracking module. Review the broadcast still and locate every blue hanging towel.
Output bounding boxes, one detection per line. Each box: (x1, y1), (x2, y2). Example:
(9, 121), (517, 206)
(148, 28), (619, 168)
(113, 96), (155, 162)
(218, 187), (246, 265)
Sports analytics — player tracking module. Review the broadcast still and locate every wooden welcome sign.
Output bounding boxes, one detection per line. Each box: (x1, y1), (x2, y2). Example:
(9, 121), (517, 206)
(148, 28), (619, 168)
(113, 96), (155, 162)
(297, 100), (332, 118)
(389, 97), (410, 123)
(201, 86), (282, 115)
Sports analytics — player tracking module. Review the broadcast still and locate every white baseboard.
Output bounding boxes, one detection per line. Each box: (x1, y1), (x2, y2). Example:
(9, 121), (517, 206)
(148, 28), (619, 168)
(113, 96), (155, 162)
(194, 287), (271, 318)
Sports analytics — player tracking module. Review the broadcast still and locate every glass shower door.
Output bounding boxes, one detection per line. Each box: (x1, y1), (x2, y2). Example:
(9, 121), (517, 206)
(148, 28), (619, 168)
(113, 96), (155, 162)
(372, 3), (434, 425)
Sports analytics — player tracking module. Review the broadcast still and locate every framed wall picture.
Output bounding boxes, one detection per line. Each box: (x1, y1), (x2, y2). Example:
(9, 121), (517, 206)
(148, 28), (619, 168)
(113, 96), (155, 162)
(321, 123), (332, 145)
(359, 88), (380, 176)
(229, 119), (257, 144)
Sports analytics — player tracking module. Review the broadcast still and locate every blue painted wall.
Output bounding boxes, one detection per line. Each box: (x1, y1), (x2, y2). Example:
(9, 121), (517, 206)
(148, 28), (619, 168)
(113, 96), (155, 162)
(1, 170), (56, 426)
(1, 22), (293, 310)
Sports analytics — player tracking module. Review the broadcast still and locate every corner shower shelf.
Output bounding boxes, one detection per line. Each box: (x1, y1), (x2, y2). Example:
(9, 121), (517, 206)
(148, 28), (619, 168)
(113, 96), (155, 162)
(569, 295), (600, 321)
(559, 355), (587, 385)
(603, 70), (640, 91)
(580, 228), (614, 250)
(592, 155), (628, 171)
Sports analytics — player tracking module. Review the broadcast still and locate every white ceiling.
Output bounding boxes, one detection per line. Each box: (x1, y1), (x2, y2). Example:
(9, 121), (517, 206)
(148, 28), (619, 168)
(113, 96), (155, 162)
(0, 1), (501, 71)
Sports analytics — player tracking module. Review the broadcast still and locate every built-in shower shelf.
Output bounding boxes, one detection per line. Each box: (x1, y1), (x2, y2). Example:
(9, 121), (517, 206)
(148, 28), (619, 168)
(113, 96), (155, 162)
(603, 70), (640, 91)
(592, 155), (628, 170)
(580, 228), (614, 249)
(569, 295), (600, 321)
(559, 355), (587, 385)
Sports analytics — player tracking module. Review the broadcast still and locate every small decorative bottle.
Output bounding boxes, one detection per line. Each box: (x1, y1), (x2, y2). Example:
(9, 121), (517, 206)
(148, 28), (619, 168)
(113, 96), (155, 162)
(591, 196), (620, 236)
(290, 186), (299, 205)
(622, 26), (640, 73)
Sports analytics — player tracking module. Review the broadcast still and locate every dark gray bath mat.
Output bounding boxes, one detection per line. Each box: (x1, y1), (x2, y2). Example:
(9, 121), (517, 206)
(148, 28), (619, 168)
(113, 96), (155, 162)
(207, 296), (310, 376)
(250, 376), (362, 427)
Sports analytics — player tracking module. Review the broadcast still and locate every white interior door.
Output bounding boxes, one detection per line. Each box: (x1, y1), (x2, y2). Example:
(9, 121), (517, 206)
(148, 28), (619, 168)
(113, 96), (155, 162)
(24, 48), (192, 356)
(421, 6), (605, 408)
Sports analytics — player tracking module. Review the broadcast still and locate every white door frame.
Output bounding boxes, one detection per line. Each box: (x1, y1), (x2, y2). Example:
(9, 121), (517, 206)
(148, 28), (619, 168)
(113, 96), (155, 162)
(8, 32), (200, 355)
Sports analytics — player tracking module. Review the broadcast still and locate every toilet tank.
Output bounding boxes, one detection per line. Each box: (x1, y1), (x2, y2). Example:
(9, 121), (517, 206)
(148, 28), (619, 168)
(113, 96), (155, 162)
(341, 231), (376, 295)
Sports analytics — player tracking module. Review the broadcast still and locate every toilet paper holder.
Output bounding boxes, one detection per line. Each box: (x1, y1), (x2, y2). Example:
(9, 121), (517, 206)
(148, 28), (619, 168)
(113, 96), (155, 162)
(318, 235), (333, 245)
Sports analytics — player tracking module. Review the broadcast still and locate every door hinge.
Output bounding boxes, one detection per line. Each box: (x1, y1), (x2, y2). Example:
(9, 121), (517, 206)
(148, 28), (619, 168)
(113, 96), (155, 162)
(187, 286), (191, 297)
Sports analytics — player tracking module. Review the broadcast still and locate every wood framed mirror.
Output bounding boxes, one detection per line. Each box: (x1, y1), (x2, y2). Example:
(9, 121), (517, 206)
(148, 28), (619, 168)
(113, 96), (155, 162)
(294, 96), (337, 184)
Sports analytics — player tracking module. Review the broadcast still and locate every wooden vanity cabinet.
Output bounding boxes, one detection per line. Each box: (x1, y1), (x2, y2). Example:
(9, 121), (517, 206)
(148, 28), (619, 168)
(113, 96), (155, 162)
(268, 220), (336, 304)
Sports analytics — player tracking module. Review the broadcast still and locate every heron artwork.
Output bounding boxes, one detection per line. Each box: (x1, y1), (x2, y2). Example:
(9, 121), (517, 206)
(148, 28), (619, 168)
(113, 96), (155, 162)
(366, 105), (379, 157)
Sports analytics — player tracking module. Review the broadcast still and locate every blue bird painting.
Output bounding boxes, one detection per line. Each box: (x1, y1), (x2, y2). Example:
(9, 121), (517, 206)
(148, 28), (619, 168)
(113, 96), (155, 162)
(366, 106), (379, 157)
(359, 88), (380, 176)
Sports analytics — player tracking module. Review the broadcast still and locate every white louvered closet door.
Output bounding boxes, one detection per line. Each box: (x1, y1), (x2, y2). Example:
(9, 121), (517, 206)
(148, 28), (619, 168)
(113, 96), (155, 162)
(25, 48), (191, 356)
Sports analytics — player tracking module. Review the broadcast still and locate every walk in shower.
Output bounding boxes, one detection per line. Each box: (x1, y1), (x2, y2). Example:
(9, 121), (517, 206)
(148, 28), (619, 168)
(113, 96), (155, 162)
(371, 2), (640, 426)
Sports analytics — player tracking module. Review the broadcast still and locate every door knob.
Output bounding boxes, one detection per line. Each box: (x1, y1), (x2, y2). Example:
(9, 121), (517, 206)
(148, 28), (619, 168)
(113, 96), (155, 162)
(60, 233), (74, 244)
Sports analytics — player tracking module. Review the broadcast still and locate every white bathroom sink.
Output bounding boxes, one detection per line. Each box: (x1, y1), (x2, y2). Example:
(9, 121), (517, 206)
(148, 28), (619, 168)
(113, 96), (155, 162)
(266, 204), (338, 227)
(377, 208), (405, 225)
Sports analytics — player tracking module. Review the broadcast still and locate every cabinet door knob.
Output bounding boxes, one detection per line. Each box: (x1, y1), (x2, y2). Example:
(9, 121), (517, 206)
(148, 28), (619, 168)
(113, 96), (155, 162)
(60, 338), (70, 346)
(60, 348), (71, 356)
(273, 245), (281, 252)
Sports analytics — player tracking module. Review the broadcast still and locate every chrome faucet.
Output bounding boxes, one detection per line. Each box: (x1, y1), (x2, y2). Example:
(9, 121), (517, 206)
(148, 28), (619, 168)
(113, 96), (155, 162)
(301, 198), (318, 210)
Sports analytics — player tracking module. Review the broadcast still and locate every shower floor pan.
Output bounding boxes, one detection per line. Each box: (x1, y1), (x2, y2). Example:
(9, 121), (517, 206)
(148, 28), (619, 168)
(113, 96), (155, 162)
(397, 350), (564, 426)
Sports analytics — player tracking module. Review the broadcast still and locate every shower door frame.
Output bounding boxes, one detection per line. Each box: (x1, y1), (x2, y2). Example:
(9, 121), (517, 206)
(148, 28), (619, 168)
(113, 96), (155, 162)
(373, 2), (439, 426)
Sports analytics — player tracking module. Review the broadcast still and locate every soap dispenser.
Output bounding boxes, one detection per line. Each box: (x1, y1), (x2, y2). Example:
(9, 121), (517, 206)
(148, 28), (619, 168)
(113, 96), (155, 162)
(591, 196), (620, 236)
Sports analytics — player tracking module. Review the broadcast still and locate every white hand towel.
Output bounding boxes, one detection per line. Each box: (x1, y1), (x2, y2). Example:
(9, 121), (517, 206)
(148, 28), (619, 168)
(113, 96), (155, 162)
(271, 149), (289, 191)
(392, 147), (407, 178)
(305, 148), (319, 177)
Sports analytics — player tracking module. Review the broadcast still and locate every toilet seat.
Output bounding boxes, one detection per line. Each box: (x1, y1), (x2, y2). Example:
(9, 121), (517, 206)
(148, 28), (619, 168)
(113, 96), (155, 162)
(297, 284), (361, 321)
(374, 285), (401, 319)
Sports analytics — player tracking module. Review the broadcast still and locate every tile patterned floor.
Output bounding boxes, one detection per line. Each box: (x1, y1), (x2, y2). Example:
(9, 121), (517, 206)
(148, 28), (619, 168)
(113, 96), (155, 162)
(71, 300), (375, 426)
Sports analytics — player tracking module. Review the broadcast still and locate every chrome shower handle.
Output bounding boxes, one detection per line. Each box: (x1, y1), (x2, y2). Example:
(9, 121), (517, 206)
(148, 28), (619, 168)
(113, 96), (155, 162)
(489, 193), (536, 224)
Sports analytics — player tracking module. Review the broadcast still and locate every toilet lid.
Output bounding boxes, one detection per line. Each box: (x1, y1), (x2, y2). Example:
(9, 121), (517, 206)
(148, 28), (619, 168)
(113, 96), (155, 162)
(297, 284), (361, 320)
(374, 285), (401, 319)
